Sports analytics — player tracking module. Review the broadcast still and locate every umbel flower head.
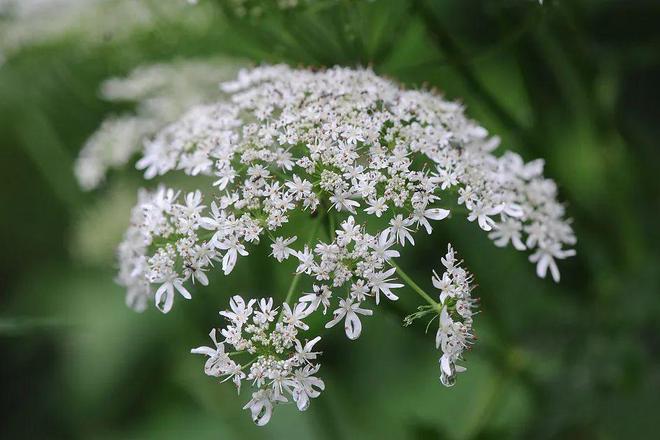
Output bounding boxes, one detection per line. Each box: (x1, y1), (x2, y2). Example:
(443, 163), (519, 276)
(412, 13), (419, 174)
(94, 64), (576, 424)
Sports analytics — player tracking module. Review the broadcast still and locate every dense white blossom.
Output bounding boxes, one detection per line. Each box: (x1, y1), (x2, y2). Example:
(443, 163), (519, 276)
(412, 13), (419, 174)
(109, 65), (576, 424)
(116, 65), (574, 311)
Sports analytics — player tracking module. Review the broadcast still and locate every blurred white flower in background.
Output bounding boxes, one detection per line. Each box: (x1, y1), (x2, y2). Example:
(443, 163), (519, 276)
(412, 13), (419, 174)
(74, 58), (244, 190)
(0, 0), (210, 60)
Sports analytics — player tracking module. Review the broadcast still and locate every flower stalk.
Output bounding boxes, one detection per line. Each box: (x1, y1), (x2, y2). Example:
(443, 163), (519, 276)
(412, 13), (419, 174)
(390, 261), (441, 311)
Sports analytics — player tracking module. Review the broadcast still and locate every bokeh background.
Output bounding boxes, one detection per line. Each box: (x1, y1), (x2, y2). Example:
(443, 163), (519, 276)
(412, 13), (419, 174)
(1, 0), (659, 438)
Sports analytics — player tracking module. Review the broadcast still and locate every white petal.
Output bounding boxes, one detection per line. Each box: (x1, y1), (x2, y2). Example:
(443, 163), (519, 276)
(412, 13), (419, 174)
(155, 283), (174, 313)
(294, 390), (310, 411)
(440, 354), (453, 376)
(344, 311), (362, 340)
(175, 282), (192, 300)
(549, 259), (560, 282)
(381, 287), (400, 301)
(425, 208), (450, 221)
(223, 251), (237, 275)
(191, 346), (215, 356)
(324, 312), (344, 329)
(536, 256), (549, 279)
(196, 271), (209, 286)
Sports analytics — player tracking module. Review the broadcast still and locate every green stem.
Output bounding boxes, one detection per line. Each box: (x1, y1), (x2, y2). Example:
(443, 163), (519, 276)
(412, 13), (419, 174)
(277, 216), (322, 321)
(328, 211), (336, 240)
(241, 357), (258, 371)
(281, 271), (303, 313)
(390, 261), (440, 310)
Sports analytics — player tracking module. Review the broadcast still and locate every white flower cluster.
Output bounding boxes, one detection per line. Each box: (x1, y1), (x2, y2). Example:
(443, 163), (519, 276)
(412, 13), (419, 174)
(192, 295), (324, 425)
(432, 244), (477, 387)
(75, 59), (241, 190)
(117, 185), (216, 312)
(119, 65), (574, 308)
(110, 65), (575, 424)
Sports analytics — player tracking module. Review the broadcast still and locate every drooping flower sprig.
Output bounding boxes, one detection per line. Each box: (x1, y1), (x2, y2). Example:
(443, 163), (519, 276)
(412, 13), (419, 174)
(433, 244), (477, 387)
(88, 64), (576, 424)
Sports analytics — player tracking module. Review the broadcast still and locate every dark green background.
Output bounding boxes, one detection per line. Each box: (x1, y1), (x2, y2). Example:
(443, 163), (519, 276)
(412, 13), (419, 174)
(1, 0), (659, 438)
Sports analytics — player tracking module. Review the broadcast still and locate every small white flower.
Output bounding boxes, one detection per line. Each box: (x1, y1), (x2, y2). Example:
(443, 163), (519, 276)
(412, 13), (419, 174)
(325, 297), (373, 340)
(529, 242), (576, 282)
(329, 191), (360, 214)
(217, 237), (248, 275)
(190, 329), (230, 377)
(489, 218), (526, 251)
(336, 216), (360, 245)
(299, 284), (332, 314)
(282, 302), (311, 330)
(253, 298), (277, 324)
(467, 202), (503, 232)
(294, 246), (315, 274)
(364, 197), (388, 217)
(370, 230), (400, 261)
(154, 274), (191, 314)
(368, 267), (403, 304)
(293, 336), (322, 365)
(289, 364), (325, 411)
(285, 175), (313, 199)
(219, 295), (255, 326)
(243, 389), (286, 426)
(270, 236), (297, 262)
(414, 207), (451, 234)
(349, 280), (370, 302)
(388, 214), (415, 247)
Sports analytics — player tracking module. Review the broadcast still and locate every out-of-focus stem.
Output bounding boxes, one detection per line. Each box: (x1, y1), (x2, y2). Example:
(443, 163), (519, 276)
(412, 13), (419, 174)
(413, 0), (533, 145)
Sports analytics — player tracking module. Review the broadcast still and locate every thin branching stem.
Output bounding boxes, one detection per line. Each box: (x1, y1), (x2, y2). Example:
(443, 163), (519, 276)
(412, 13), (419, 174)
(390, 261), (440, 310)
(277, 214), (322, 322)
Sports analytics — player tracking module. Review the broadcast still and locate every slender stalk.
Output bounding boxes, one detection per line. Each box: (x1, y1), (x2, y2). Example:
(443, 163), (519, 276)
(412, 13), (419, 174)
(327, 211), (336, 240)
(281, 271), (304, 313)
(390, 261), (440, 310)
(240, 357), (258, 371)
(277, 216), (322, 321)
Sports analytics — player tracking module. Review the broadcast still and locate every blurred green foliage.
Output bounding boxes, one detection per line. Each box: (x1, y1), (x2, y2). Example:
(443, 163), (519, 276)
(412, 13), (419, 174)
(1, 0), (660, 438)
